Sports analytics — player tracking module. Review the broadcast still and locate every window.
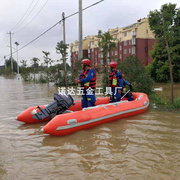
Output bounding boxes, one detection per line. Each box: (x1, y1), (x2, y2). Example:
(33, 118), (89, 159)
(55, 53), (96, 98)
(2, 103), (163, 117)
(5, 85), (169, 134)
(91, 42), (94, 46)
(114, 35), (117, 39)
(119, 38), (122, 42)
(132, 31), (136, 36)
(120, 46), (122, 51)
(111, 51), (113, 56)
(124, 49), (127, 54)
(124, 41), (127, 46)
(95, 57), (97, 63)
(120, 31), (122, 34)
(129, 31), (131, 36)
(95, 51), (97, 55)
(124, 32), (127, 37)
(120, 54), (122, 59)
(132, 38), (136, 45)
(129, 48), (131, 53)
(129, 40), (131, 45)
(115, 50), (117, 55)
(132, 47), (136, 54)
(92, 48), (94, 52)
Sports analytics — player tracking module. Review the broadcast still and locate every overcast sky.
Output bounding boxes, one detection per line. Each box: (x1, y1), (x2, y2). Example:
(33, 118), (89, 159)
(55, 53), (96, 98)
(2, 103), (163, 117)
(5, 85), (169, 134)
(0, 0), (179, 66)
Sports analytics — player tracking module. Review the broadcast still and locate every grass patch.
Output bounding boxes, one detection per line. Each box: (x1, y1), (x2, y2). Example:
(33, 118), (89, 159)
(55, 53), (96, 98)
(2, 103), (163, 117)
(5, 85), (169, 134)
(149, 93), (180, 113)
(173, 98), (180, 108)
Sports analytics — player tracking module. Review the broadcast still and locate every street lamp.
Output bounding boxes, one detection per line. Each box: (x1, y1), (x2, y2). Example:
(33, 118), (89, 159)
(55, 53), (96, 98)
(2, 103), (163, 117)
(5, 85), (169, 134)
(14, 42), (20, 78)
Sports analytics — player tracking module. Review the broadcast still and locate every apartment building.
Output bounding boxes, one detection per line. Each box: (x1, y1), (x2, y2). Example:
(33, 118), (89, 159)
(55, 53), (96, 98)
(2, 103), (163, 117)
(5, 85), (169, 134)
(70, 17), (155, 68)
(70, 39), (88, 68)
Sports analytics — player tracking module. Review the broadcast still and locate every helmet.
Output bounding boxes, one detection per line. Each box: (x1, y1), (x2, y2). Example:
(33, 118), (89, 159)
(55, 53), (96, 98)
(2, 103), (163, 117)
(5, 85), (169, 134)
(109, 61), (117, 68)
(81, 59), (91, 66)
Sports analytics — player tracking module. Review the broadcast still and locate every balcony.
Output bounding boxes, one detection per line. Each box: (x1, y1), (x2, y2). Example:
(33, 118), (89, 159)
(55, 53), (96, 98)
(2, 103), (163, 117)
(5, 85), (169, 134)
(132, 32), (136, 37)
(132, 38), (136, 46)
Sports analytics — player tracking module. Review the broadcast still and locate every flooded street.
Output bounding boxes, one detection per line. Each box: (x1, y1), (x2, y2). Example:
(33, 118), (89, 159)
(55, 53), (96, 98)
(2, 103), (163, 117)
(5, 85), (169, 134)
(0, 76), (180, 180)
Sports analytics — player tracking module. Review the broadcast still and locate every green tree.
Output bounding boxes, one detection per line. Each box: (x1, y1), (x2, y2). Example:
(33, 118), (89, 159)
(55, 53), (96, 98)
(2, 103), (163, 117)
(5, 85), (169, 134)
(5, 58), (18, 74)
(30, 57), (40, 82)
(148, 3), (180, 103)
(98, 30), (116, 91)
(56, 41), (68, 87)
(118, 56), (154, 94)
(20, 60), (30, 81)
(149, 36), (180, 83)
(42, 51), (54, 83)
(98, 30), (116, 72)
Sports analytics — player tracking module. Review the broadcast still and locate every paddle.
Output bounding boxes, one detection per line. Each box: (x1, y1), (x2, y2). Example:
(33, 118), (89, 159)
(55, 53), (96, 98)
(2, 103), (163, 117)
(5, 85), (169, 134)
(121, 89), (130, 100)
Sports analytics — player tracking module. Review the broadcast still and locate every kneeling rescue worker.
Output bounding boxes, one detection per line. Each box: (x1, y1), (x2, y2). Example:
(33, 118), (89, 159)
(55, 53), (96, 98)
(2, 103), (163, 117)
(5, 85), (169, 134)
(75, 59), (96, 108)
(109, 61), (123, 103)
(122, 79), (133, 101)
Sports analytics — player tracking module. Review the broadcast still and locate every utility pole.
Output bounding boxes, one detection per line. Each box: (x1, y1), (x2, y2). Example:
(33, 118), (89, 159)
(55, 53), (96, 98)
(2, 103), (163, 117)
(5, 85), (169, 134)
(62, 12), (67, 87)
(78, 0), (83, 61)
(62, 12), (66, 72)
(7, 31), (14, 70)
(15, 42), (20, 79)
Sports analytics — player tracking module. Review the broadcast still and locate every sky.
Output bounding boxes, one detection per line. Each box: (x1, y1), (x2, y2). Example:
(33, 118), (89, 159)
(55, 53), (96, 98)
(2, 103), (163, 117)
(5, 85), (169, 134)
(0, 0), (180, 66)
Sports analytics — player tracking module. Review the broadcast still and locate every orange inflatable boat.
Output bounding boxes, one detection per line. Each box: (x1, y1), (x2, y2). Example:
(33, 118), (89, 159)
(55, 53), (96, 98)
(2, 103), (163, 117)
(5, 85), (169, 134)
(17, 93), (149, 136)
(17, 95), (110, 124)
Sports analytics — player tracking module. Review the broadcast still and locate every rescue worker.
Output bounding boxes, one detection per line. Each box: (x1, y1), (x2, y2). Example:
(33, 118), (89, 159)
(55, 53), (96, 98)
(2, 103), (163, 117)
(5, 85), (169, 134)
(109, 61), (123, 102)
(122, 79), (133, 101)
(75, 59), (96, 108)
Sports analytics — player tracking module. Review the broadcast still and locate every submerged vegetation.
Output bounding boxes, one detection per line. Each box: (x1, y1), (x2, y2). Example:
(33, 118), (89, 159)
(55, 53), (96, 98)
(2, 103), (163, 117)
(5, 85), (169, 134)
(149, 93), (180, 113)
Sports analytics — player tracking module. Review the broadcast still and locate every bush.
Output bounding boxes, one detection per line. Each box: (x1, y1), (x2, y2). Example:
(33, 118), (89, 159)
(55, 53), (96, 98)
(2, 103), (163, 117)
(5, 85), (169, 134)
(102, 73), (109, 95)
(117, 55), (154, 94)
(173, 98), (180, 108)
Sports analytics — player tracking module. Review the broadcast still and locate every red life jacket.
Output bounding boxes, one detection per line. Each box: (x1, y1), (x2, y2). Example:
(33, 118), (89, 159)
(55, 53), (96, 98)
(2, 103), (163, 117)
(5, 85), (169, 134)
(109, 70), (119, 87)
(80, 68), (96, 89)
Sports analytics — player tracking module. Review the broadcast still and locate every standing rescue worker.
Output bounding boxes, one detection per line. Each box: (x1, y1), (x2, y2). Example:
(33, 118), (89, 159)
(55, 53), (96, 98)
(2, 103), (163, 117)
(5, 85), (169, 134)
(122, 79), (133, 101)
(75, 59), (96, 108)
(109, 61), (123, 102)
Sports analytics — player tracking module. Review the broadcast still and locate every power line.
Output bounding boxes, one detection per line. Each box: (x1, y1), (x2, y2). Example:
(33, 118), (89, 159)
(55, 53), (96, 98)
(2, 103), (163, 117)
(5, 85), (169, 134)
(10, 0), (35, 31)
(11, 0), (40, 31)
(15, 0), (49, 33)
(5, 0), (104, 57)
(0, 34), (8, 49)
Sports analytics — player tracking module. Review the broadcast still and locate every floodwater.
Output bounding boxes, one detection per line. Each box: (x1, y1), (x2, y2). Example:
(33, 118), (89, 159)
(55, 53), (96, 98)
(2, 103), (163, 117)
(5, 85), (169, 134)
(153, 83), (180, 100)
(0, 76), (180, 180)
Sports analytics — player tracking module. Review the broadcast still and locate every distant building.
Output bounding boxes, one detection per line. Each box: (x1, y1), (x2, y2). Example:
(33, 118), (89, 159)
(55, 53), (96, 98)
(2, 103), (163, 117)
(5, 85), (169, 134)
(70, 17), (155, 69)
(70, 39), (88, 69)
